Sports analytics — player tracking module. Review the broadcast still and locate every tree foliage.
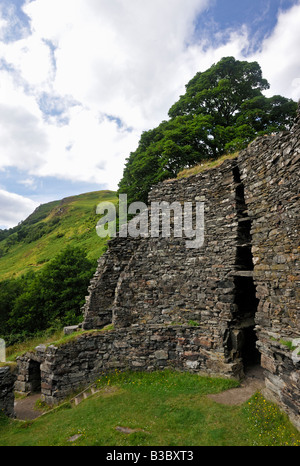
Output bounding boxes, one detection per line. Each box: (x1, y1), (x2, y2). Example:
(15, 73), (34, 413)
(118, 57), (297, 204)
(0, 246), (95, 345)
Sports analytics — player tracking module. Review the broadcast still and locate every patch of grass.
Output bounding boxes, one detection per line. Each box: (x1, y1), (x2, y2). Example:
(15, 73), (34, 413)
(95, 369), (240, 396)
(48, 325), (115, 348)
(243, 392), (300, 446)
(6, 329), (65, 361)
(0, 371), (299, 446)
(0, 362), (17, 370)
(6, 325), (116, 360)
(279, 339), (297, 351)
(176, 152), (239, 179)
(188, 320), (200, 327)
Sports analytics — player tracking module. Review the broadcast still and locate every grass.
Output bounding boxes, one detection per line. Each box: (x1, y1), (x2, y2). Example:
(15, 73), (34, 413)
(176, 152), (239, 179)
(5, 324), (116, 361)
(0, 190), (117, 281)
(5, 329), (66, 361)
(243, 392), (300, 446)
(0, 370), (299, 446)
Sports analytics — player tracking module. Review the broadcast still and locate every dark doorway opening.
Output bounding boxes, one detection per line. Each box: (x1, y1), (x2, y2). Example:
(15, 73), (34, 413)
(232, 164), (261, 373)
(241, 326), (261, 367)
(233, 275), (261, 370)
(28, 360), (41, 393)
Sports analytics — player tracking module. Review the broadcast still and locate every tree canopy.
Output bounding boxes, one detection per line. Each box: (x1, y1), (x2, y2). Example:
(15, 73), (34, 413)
(118, 57), (297, 204)
(0, 246), (95, 345)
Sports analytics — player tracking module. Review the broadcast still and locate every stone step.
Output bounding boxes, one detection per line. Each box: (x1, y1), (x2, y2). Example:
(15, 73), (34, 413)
(73, 394), (83, 405)
(70, 384), (100, 407)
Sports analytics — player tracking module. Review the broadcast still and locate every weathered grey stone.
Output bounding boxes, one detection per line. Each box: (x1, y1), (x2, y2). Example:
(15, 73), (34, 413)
(64, 325), (80, 335)
(0, 365), (17, 418)
(154, 350), (168, 360)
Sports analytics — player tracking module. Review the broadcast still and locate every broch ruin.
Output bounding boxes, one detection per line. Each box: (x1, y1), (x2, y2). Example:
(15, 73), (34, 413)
(1, 105), (299, 430)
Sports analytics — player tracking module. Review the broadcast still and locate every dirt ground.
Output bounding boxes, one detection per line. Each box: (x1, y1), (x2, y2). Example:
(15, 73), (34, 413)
(207, 365), (265, 405)
(14, 393), (45, 420)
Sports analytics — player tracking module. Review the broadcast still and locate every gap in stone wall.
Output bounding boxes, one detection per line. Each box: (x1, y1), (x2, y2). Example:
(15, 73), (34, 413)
(232, 164), (261, 372)
(28, 360), (41, 393)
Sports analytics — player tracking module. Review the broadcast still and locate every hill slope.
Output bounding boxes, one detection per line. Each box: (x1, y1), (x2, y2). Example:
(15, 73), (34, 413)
(0, 190), (117, 281)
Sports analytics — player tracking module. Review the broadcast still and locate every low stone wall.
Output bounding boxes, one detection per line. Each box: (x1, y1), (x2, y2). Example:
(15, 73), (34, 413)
(0, 365), (17, 418)
(16, 324), (242, 405)
(259, 337), (300, 431)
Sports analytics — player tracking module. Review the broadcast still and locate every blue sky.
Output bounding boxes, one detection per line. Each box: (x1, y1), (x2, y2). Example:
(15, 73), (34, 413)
(0, 0), (300, 228)
(197, 0), (298, 48)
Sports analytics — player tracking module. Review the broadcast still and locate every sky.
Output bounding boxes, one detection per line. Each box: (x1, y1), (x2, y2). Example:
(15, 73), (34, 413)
(0, 0), (300, 229)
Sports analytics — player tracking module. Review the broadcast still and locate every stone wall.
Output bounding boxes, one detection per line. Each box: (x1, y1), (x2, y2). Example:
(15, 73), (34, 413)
(113, 160), (238, 330)
(15, 156), (259, 404)
(238, 114), (300, 430)
(0, 365), (17, 418)
(15, 346), (45, 394)
(17, 324), (237, 405)
(82, 157), (258, 378)
(81, 237), (137, 330)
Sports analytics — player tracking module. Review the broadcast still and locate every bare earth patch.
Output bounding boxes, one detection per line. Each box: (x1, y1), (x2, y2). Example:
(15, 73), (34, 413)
(207, 365), (265, 406)
(14, 393), (45, 420)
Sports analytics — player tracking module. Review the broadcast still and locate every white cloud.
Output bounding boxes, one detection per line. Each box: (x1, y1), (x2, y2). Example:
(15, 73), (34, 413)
(0, 0), (212, 195)
(250, 3), (300, 102)
(23, 0), (211, 129)
(0, 0), (299, 230)
(0, 67), (49, 169)
(35, 105), (140, 188)
(0, 14), (8, 41)
(18, 178), (37, 189)
(0, 35), (53, 87)
(0, 189), (39, 228)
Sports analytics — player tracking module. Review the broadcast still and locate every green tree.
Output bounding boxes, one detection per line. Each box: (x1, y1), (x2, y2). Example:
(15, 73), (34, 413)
(8, 275), (44, 336)
(0, 278), (24, 341)
(168, 57), (270, 123)
(118, 57), (297, 204)
(38, 245), (95, 326)
(5, 246), (95, 342)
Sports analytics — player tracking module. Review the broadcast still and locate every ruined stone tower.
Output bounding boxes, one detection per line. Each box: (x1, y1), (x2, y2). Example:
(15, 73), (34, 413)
(12, 106), (300, 430)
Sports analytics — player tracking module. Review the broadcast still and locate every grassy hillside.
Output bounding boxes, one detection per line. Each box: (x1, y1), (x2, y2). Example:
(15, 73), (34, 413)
(0, 190), (117, 281)
(1, 370), (300, 446)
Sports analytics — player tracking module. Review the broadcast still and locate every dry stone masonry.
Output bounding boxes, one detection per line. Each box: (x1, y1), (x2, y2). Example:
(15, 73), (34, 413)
(14, 106), (300, 429)
(0, 365), (17, 418)
(238, 117), (300, 429)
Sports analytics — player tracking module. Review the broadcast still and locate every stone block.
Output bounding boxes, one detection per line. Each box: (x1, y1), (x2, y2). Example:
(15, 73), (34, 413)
(154, 350), (168, 360)
(261, 353), (277, 374)
(185, 360), (199, 370)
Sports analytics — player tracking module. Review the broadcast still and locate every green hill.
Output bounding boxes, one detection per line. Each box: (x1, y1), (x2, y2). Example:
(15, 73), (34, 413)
(0, 190), (117, 281)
